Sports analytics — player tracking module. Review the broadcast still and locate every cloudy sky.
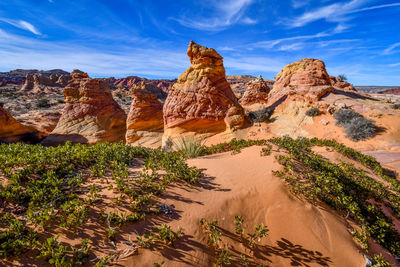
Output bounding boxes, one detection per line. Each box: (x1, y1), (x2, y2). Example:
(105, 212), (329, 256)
(1, 0), (400, 85)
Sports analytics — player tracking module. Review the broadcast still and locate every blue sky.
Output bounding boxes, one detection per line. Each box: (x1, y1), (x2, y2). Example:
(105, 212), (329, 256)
(0, 0), (400, 85)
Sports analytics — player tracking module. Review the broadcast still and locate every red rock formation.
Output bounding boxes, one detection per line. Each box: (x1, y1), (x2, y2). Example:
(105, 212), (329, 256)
(329, 76), (356, 91)
(226, 75), (257, 99)
(240, 75), (273, 105)
(109, 76), (171, 100)
(42, 70), (126, 144)
(126, 82), (164, 144)
(269, 58), (334, 104)
(21, 74), (34, 91)
(163, 41), (249, 144)
(0, 106), (38, 143)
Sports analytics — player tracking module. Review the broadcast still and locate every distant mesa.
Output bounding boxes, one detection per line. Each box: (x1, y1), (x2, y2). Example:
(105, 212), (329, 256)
(42, 70), (127, 145)
(240, 75), (273, 106)
(162, 40), (250, 146)
(126, 81), (164, 145)
(0, 69), (69, 85)
(377, 86), (400, 95)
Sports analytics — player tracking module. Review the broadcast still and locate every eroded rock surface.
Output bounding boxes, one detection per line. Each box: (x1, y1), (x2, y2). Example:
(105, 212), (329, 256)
(269, 58), (334, 104)
(42, 70), (126, 144)
(126, 82), (164, 144)
(240, 75), (273, 105)
(0, 106), (38, 143)
(163, 41), (249, 144)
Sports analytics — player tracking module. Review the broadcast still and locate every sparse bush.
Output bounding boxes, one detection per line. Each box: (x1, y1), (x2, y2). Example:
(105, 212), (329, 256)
(305, 107), (321, 117)
(338, 74), (348, 82)
(247, 108), (272, 123)
(391, 103), (400, 110)
(334, 109), (379, 141)
(36, 98), (51, 108)
(0, 102), (4, 107)
(57, 99), (65, 104)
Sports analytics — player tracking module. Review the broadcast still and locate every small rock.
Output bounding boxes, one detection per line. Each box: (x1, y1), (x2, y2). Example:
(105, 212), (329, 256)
(320, 119), (329, 125)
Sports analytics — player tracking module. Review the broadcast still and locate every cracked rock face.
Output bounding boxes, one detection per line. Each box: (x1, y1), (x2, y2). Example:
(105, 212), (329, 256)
(42, 70), (126, 145)
(240, 75), (272, 105)
(126, 81), (164, 144)
(163, 41), (249, 144)
(269, 58), (334, 104)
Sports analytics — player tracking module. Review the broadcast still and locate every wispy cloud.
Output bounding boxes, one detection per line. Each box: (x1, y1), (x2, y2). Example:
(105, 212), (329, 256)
(388, 62), (400, 67)
(285, 0), (400, 27)
(383, 43), (400, 55)
(291, 0), (310, 9)
(171, 0), (256, 31)
(0, 18), (41, 35)
(250, 31), (330, 49)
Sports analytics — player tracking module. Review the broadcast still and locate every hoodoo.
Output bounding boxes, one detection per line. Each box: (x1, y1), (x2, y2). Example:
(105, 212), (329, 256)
(42, 70), (126, 144)
(163, 41), (249, 146)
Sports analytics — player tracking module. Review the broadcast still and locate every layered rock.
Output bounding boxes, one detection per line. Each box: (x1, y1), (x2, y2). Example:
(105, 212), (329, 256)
(126, 82), (164, 144)
(21, 74), (34, 91)
(42, 70), (126, 145)
(330, 76), (356, 91)
(226, 75), (257, 98)
(21, 73), (71, 92)
(163, 41), (249, 144)
(0, 106), (38, 143)
(240, 75), (273, 105)
(269, 58), (334, 104)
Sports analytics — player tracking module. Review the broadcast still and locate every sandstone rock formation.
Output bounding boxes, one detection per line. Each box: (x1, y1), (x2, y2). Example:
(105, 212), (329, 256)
(226, 75), (257, 98)
(330, 75), (356, 91)
(269, 58), (333, 104)
(109, 76), (171, 100)
(126, 82), (164, 144)
(42, 70), (126, 145)
(21, 73), (71, 92)
(0, 106), (38, 143)
(240, 75), (273, 105)
(21, 74), (34, 91)
(163, 41), (249, 144)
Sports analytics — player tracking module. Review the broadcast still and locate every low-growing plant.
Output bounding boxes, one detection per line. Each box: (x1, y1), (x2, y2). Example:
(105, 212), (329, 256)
(260, 144), (272, 156)
(200, 218), (222, 249)
(305, 107), (321, 117)
(157, 224), (183, 245)
(391, 103), (400, 110)
(216, 250), (232, 266)
(247, 224), (269, 249)
(36, 98), (51, 108)
(234, 215), (244, 236)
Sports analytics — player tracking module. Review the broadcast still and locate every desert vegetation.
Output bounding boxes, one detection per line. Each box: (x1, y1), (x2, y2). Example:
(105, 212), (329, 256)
(0, 141), (201, 265)
(333, 108), (380, 141)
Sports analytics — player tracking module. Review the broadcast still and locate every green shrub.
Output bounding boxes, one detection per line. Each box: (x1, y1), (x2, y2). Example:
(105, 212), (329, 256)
(391, 104), (400, 110)
(247, 108), (272, 123)
(305, 107), (321, 117)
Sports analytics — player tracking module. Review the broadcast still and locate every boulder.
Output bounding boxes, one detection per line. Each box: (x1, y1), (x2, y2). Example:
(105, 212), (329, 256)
(240, 75), (273, 105)
(42, 70), (126, 145)
(330, 76), (356, 91)
(163, 41), (249, 144)
(269, 58), (334, 104)
(126, 82), (164, 144)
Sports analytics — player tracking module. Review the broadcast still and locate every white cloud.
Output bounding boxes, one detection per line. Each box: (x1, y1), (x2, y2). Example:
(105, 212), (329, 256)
(291, 0), (310, 9)
(388, 62), (400, 67)
(251, 32), (330, 49)
(171, 0), (256, 31)
(0, 18), (41, 35)
(383, 43), (400, 55)
(285, 0), (400, 28)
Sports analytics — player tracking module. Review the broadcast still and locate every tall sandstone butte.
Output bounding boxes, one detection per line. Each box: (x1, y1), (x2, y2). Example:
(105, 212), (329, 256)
(240, 75), (273, 105)
(269, 58), (334, 104)
(126, 81), (164, 144)
(163, 41), (249, 144)
(0, 106), (38, 143)
(42, 70), (126, 145)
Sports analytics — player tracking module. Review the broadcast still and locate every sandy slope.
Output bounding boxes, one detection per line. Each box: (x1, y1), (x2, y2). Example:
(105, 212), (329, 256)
(124, 146), (365, 266)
